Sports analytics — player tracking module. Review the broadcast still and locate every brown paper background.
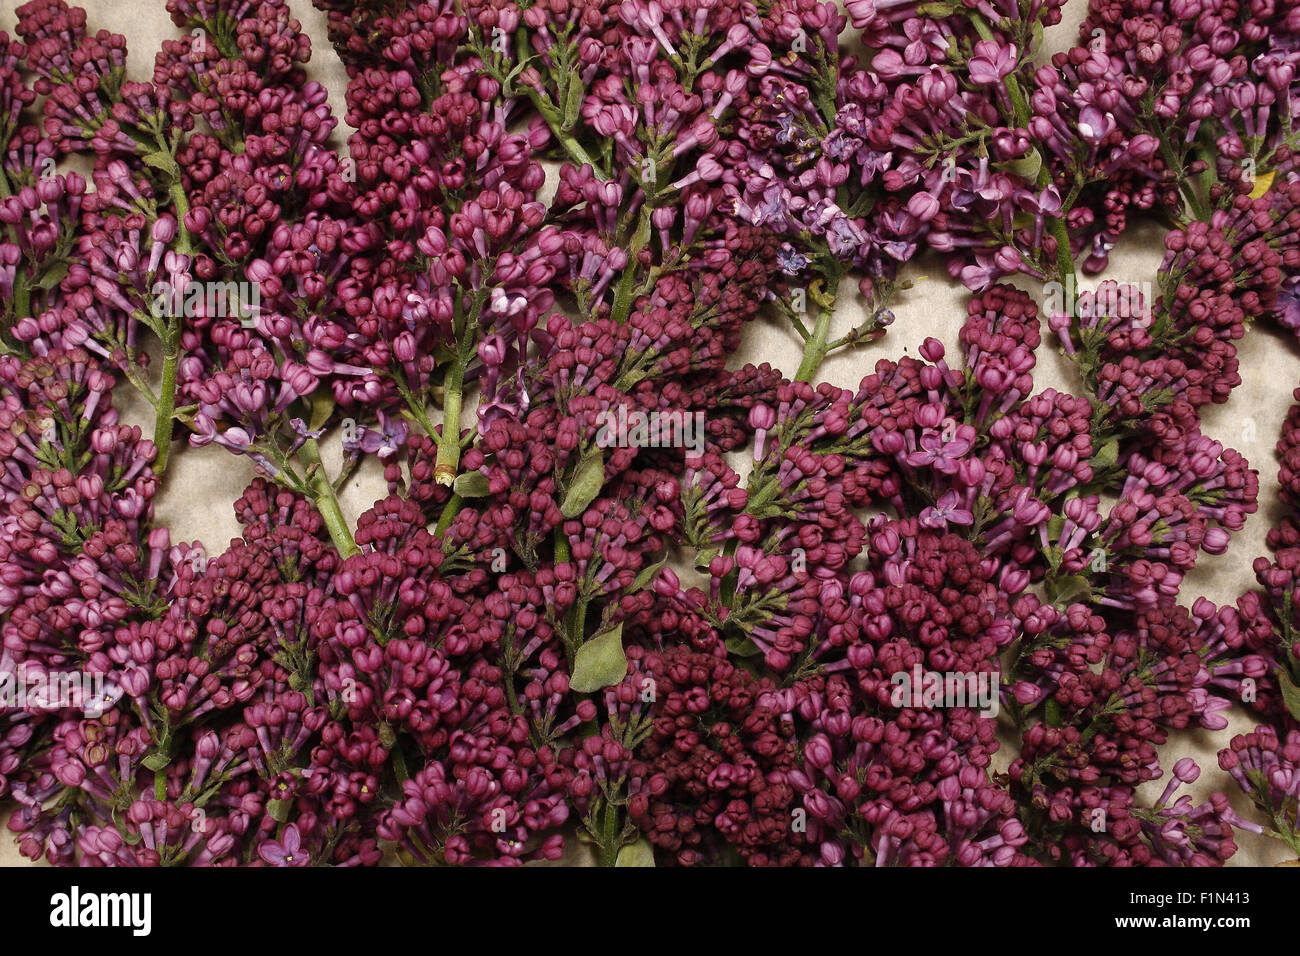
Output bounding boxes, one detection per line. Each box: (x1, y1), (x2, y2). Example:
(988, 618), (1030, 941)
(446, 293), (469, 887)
(1, 0), (1297, 866)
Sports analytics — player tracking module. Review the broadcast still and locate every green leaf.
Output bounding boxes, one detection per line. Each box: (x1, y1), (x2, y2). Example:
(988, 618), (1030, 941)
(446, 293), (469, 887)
(34, 261), (69, 291)
(561, 447), (605, 518)
(1044, 697), (1064, 728)
(1092, 439), (1119, 472)
(113, 806), (143, 845)
(1003, 148), (1043, 183)
(615, 838), (656, 867)
(562, 76), (586, 131)
(631, 555), (668, 592)
(267, 797), (293, 823)
(1047, 574), (1092, 608)
(694, 548), (719, 572)
(1277, 669), (1300, 722)
(915, 2), (960, 17)
(569, 622), (627, 693)
(309, 394), (335, 433)
(141, 149), (178, 176)
(725, 634), (763, 658)
(141, 752), (171, 772)
(452, 470), (491, 498)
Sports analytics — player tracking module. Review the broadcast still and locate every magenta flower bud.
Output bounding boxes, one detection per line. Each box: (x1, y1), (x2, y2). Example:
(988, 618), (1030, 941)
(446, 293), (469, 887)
(804, 735), (833, 769)
(915, 404), (944, 429)
(151, 215), (177, 244)
(748, 404), (776, 431)
(1172, 758), (1200, 783)
(478, 334), (507, 368)
(90, 428), (119, 454)
(113, 243), (137, 272)
(919, 338), (945, 362)
(394, 331), (418, 363)
(906, 192), (940, 222)
(1012, 682), (1042, 706)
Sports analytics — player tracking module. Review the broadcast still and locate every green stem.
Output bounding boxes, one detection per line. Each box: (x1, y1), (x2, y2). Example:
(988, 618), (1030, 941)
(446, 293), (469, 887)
(169, 179), (195, 256)
(13, 274), (29, 322)
(300, 437), (359, 557)
(434, 493), (463, 536)
(610, 204), (654, 324)
(598, 800), (621, 867)
(970, 11), (1078, 283)
(794, 300), (835, 383)
(151, 343), (180, 474)
(514, 28), (606, 178)
(1046, 213), (1076, 286)
(434, 355), (466, 485)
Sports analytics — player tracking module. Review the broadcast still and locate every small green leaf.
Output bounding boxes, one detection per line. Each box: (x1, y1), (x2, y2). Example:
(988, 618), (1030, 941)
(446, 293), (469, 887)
(1045, 545), (1064, 573)
(561, 447), (605, 518)
(694, 548), (719, 572)
(452, 470), (491, 498)
(1047, 574), (1092, 608)
(725, 634), (763, 658)
(141, 753), (171, 772)
(141, 149), (178, 176)
(113, 806), (143, 845)
(309, 394), (336, 433)
(1091, 439), (1119, 472)
(1003, 148), (1042, 183)
(34, 261), (69, 291)
(267, 797), (293, 823)
(615, 838), (656, 867)
(915, 2), (959, 17)
(1044, 697), (1064, 727)
(632, 555), (668, 592)
(1276, 669), (1300, 722)
(569, 622), (627, 693)
(562, 76), (586, 131)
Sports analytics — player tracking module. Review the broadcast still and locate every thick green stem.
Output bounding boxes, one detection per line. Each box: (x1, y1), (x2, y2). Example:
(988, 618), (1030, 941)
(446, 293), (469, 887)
(300, 437), (359, 557)
(434, 493), (463, 536)
(1046, 214), (1076, 285)
(152, 344), (179, 474)
(794, 300), (835, 383)
(13, 275), (29, 322)
(598, 800), (621, 867)
(610, 204), (654, 324)
(169, 180), (195, 256)
(434, 356), (466, 485)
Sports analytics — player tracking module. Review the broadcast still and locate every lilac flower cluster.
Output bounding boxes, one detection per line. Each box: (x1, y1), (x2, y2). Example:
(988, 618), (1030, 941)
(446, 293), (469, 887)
(0, 0), (1297, 868)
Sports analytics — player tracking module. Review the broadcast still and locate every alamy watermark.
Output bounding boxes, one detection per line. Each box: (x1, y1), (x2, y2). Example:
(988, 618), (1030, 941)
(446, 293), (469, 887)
(0, 662), (115, 717)
(890, 663), (999, 718)
(594, 406), (706, 457)
(50, 887), (151, 936)
(151, 278), (260, 323)
(1042, 275), (1152, 326)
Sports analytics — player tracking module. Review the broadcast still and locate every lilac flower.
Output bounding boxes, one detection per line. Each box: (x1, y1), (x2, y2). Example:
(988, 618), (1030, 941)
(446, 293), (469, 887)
(968, 41), (1018, 85)
(920, 490), (975, 528)
(258, 825), (309, 867)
